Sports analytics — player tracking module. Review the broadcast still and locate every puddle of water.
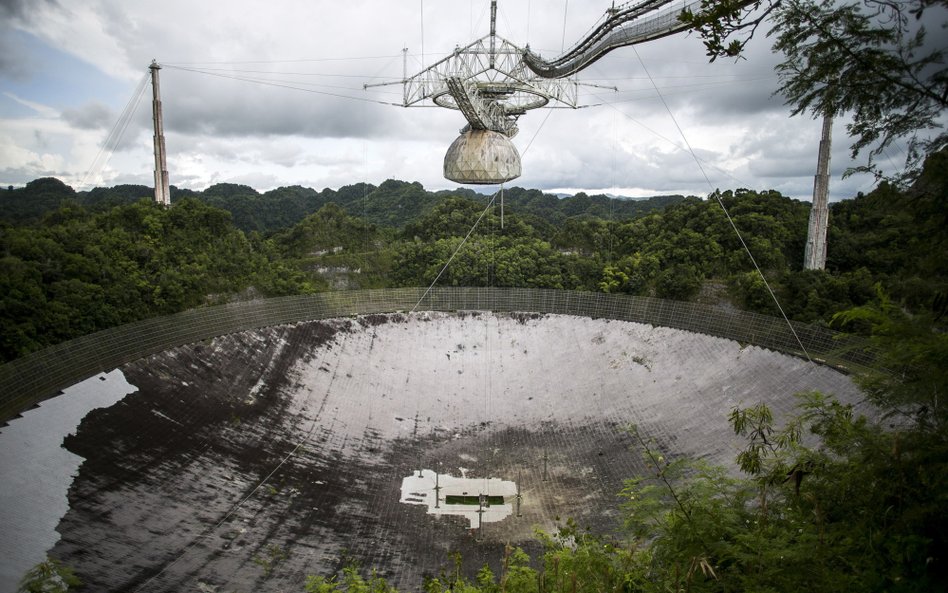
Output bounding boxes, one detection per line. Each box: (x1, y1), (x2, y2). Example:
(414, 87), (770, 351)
(0, 370), (137, 591)
(399, 469), (519, 528)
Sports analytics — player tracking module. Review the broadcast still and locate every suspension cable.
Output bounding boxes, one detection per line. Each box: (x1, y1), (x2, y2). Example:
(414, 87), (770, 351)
(631, 46), (812, 362)
(410, 189), (500, 313)
(162, 65), (402, 106)
(561, 0), (570, 51)
(78, 72), (149, 191)
(411, 107), (554, 313)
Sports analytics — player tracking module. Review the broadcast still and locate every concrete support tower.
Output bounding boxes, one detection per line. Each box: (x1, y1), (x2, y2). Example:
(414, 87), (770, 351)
(150, 60), (171, 206)
(804, 113), (833, 270)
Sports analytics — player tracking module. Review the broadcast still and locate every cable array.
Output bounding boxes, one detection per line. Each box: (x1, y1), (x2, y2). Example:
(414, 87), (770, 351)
(162, 64), (403, 106)
(630, 45), (811, 361)
(77, 72), (150, 191)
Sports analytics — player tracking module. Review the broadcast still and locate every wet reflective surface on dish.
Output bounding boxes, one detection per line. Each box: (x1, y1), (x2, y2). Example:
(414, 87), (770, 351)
(2, 312), (863, 591)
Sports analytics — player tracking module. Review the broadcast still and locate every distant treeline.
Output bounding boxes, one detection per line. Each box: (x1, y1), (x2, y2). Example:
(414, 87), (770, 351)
(1, 152), (945, 362)
(0, 178), (685, 232)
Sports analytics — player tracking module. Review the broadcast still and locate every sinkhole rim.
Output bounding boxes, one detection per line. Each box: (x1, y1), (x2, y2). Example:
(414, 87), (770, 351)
(0, 287), (877, 426)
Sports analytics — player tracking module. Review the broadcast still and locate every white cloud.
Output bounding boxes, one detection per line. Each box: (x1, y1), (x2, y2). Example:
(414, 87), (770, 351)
(0, 0), (908, 199)
(10, 0), (137, 80)
(61, 102), (114, 130)
(3, 92), (59, 117)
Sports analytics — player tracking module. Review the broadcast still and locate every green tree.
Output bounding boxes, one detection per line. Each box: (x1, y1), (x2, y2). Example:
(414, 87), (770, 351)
(0, 196), (318, 362)
(274, 203), (382, 258)
(655, 263), (703, 300)
(18, 558), (81, 593)
(0, 178), (76, 225)
(621, 293), (948, 592)
(833, 287), (948, 427)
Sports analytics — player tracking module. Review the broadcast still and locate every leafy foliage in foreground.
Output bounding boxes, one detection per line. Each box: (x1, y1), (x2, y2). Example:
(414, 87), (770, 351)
(17, 558), (81, 593)
(300, 531), (649, 593)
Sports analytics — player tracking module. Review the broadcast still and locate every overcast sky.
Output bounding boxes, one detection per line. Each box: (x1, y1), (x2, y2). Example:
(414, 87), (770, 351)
(0, 0), (923, 200)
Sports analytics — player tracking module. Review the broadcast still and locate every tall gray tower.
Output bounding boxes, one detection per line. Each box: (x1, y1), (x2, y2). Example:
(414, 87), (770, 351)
(804, 113), (832, 270)
(150, 60), (171, 206)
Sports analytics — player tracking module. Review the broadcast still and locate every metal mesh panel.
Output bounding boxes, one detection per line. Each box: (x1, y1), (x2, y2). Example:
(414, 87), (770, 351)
(0, 288), (876, 423)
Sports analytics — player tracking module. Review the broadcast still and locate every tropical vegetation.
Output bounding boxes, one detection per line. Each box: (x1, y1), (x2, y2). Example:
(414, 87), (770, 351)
(7, 1), (948, 588)
(2, 148), (945, 363)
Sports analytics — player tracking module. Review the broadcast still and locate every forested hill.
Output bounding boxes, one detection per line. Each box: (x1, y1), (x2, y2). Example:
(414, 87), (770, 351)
(1, 153), (945, 363)
(0, 178), (686, 233)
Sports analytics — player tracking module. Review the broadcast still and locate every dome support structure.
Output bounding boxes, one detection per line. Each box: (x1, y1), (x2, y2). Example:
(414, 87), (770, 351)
(365, 0), (581, 184)
(364, 0), (753, 184)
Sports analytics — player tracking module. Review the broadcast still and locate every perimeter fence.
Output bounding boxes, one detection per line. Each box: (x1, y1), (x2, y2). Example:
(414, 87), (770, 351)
(0, 287), (876, 423)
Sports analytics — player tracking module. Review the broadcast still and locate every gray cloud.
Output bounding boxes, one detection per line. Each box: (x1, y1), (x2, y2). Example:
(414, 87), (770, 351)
(2, 0), (916, 198)
(0, 27), (38, 80)
(0, 164), (62, 185)
(0, 0), (57, 20)
(157, 68), (400, 140)
(219, 171), (281, 189)
(196, 97), (385, 139)
(61, 102), (114, 129)
(548, 29), (790, 132)
(105, 170), (152, 187)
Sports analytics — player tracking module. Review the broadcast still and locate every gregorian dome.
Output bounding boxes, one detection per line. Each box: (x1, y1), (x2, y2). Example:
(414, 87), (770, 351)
(443, 129), (522, 184)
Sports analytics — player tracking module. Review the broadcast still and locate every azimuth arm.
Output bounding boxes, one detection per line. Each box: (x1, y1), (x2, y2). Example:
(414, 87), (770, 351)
(524, 0), (754, 79)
